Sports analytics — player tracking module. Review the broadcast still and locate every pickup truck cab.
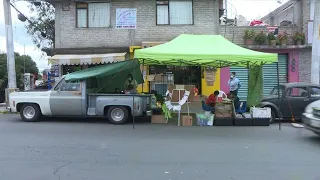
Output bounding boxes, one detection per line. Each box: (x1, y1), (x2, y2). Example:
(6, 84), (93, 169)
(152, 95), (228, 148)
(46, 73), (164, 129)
(9, 76), (152, 124)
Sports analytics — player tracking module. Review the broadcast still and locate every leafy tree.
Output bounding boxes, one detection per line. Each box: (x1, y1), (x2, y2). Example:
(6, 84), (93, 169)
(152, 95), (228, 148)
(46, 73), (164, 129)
(0, 53), (39, 92)
(25, 2), (55, 55)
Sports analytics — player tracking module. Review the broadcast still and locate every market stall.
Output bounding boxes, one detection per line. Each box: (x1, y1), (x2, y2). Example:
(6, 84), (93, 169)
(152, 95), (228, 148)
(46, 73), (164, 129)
(134, 34), (282, 129)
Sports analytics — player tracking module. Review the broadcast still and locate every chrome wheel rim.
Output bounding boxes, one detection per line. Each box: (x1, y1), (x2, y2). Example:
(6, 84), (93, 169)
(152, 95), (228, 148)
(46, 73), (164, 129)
(111, 108), (124, 122)
(23, 106), (35, 119)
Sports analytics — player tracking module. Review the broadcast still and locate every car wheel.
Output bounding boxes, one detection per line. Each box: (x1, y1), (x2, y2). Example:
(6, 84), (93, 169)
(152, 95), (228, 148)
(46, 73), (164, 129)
(269, 110), (276, 124)
(20, 104), (41, 122)
(107, 106), (129, 124)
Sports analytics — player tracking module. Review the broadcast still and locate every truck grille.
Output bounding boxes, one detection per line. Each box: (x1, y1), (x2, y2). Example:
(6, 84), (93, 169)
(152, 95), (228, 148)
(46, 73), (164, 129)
(312, 108), (320, 118)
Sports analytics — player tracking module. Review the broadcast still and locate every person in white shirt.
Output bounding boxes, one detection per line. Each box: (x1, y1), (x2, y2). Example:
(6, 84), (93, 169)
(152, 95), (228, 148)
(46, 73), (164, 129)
(228, 72), (241, 96)
(218, 90), (227, 98)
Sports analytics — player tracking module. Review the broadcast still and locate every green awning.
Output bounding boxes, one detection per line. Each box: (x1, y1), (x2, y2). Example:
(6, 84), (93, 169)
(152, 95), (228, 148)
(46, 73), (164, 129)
(134, 34), (278, 67)
(65, 60), (143, 83)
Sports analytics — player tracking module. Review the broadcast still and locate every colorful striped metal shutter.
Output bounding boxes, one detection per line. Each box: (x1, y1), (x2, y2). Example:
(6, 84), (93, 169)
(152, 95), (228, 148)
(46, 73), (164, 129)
(262, 54), (288, 96)
(229, 54), (288, 100)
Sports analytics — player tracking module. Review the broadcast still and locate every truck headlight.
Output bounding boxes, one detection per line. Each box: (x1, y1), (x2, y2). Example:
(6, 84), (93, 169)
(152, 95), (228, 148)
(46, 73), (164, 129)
(305, 106), (313, 114)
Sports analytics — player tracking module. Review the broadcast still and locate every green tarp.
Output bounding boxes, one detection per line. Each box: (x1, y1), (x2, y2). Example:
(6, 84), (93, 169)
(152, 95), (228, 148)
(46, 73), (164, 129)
(65, 60), (144, 92)
(247, 65), (264, 107)
(135, 34), (278, 67)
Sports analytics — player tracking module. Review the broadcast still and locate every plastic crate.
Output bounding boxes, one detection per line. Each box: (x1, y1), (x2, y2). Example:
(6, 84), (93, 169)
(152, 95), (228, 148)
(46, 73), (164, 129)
(234, 118), (253, 126)
(252, 118), (270, 126)
(214, 118), (233, 126)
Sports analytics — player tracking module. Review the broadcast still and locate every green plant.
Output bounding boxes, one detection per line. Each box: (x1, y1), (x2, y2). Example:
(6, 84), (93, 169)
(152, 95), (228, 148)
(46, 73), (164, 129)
(244, 29), (255, 40)
(254, 31), (267, 45)
(267, 32), (276, 41)
(278, 32), (288, 41)
(292, 31), (305, 41)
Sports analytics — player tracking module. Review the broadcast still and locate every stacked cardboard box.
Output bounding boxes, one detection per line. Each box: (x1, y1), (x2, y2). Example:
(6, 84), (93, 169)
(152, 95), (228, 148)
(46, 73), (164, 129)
(168, 84), (195, 102)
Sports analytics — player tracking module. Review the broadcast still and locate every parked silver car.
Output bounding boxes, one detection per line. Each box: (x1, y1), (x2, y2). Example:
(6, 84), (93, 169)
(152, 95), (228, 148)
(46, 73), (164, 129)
(302, 100), (320, 135)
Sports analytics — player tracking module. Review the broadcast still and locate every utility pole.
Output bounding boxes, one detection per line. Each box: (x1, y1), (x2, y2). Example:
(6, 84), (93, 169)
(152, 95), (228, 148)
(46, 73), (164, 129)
(3, 0), (17, 88)
(311, 0), (320, 84)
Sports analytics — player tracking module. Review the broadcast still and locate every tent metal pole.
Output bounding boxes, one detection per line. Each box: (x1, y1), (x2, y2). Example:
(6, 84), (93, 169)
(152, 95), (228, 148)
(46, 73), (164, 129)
(132, 60), (136, 129)
(276, 61), (281, 130)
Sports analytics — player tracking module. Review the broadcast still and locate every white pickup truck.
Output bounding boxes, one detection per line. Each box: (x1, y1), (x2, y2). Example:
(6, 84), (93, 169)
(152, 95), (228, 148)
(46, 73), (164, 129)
(9, 76), (152, 124)
(8, 60), (153, 124)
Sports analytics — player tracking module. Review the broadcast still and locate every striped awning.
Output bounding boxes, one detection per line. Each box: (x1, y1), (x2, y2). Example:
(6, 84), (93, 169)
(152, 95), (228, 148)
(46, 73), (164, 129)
(48, 53), (127, 65)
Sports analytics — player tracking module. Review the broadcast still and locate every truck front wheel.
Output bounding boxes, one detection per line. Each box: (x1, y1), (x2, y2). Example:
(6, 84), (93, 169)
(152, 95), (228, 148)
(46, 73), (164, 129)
(20, 104), (41, 122)
(107, 106), (129, 124)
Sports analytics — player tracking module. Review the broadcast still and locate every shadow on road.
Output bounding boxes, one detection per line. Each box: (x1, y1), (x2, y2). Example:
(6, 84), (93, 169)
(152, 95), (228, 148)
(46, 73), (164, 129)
(10, 116), (152, 125)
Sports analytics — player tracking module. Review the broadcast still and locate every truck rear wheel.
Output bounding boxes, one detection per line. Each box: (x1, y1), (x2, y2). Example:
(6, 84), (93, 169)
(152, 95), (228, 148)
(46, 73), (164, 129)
(107, 106), (129, 124)
(20, 104), (41, 122)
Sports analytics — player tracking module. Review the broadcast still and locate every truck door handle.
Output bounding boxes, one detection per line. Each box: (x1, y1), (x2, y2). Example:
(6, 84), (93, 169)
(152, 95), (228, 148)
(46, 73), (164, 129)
(304, 99), (309, 101)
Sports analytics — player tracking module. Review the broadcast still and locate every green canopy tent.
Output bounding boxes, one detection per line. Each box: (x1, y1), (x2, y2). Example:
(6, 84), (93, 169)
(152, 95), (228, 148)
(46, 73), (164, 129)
(135, 34), (282, 129)
(134, 34), (277, 67)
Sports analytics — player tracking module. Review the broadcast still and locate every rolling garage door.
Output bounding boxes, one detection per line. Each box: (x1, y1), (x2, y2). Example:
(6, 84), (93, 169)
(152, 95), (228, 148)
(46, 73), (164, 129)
(230, 54), (288, 101)
(262, 54), (288, 95)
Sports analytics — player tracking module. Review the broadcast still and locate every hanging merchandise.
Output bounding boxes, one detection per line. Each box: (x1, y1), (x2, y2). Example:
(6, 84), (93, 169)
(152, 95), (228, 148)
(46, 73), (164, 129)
(204, 68), (216, 86)
(147, 75), (155, 81)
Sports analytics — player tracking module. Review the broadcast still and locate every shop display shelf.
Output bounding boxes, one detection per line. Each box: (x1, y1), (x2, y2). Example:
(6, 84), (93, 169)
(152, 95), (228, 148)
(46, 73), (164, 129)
(252, 118), (270, 126)
(234, 118), (253, 126)
(214, 117), (233, 126)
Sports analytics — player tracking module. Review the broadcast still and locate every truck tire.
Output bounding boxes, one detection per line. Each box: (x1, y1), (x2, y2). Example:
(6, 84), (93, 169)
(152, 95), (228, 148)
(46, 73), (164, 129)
(107, 106), (129, 124)
(20, 104), (41, 122)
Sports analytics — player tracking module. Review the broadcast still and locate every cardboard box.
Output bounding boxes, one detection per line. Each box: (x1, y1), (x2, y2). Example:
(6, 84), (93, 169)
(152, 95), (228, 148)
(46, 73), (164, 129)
(151, 115), (167, 124)
(181, 115), (193, 126)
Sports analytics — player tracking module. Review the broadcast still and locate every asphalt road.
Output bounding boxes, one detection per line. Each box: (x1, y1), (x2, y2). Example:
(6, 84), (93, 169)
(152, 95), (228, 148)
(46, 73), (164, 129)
(0, 114), (320, 180)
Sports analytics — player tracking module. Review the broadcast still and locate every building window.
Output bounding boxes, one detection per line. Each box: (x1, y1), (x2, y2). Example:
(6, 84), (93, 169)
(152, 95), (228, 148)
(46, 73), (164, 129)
(76, 2), (111, 28)
(156, 0), (193, 25)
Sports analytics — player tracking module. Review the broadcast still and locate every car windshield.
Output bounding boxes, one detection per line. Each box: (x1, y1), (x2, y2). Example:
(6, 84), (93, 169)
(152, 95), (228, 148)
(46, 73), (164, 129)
(270, 86), (285, 96)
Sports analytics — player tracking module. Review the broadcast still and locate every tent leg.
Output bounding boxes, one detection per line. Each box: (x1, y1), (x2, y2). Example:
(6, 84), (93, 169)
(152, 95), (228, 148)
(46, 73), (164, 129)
(132, 94), (135, 129)
(178, 110), (181, 126)
(142, 60), (144, 93)
(276, 61), (281, 130)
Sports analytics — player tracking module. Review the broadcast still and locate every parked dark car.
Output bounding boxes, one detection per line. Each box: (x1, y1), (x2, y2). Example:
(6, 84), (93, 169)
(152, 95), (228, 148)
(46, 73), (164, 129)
(261, 82), (320, 123)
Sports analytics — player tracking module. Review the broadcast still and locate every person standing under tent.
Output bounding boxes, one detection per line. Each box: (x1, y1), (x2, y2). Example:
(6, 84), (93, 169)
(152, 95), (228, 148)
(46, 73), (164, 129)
(228, 72), (241, 96)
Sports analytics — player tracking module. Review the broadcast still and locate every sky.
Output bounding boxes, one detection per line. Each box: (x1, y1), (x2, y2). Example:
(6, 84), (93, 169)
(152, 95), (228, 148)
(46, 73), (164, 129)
(0, 0), (289, 72)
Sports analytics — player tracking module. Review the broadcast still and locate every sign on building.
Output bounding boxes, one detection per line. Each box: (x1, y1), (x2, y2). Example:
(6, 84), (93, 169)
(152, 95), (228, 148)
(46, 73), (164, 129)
(116, 8), (137, 29)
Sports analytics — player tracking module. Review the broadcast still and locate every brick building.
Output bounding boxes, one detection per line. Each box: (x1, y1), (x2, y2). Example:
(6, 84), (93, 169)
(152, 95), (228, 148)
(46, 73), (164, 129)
(260, 0), (314, 83)
(53, 0), (220, 51)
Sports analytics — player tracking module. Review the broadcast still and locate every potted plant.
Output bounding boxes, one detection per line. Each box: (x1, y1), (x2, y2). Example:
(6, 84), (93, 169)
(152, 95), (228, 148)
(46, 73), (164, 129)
(267, 32), (276, 46)
(254, 31), (267, 45)
(244, 29), (255, 45)
(292, 31), (305, 45)
(278, 32), (288, 46)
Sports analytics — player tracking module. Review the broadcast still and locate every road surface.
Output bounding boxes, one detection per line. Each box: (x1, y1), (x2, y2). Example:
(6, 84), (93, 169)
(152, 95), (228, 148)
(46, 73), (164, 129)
(0, 114), (319, 180)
